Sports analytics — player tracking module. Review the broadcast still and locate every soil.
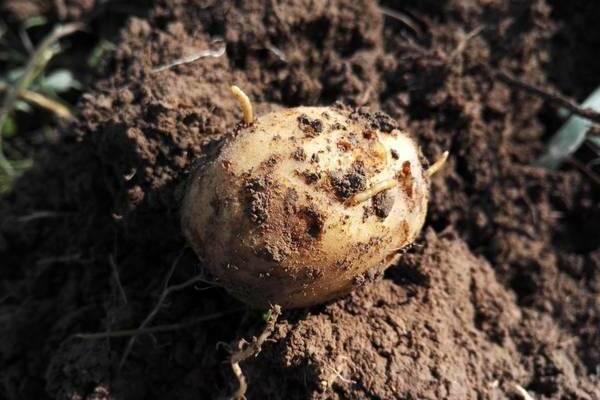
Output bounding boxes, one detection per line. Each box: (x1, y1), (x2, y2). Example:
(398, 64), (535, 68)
(1, 0), (599, 399)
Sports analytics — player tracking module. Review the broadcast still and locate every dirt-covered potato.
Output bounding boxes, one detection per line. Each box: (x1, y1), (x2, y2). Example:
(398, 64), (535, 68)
(181, 89), (445, 308)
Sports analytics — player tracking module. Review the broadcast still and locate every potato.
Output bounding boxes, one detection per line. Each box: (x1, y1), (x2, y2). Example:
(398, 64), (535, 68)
(181, 87), (446, 308)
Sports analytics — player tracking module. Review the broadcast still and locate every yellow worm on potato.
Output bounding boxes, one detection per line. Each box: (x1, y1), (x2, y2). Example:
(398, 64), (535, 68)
(426, 151), (449, 178)
(230, 85), (254, 125)
(346, 179), (397, 206)
(347, 151), (449, 206)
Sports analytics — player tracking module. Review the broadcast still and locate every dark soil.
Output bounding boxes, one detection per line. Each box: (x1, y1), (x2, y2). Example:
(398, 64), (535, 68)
(1, 0), (599, 399)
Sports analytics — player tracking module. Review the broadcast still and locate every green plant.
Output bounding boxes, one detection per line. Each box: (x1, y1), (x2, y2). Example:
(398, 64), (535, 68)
(537, 86), (600, 169)
(0, 20), (82, 192)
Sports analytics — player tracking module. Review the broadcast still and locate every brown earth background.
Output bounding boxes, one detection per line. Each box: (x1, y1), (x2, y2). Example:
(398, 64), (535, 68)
(1, 0), (599, 399)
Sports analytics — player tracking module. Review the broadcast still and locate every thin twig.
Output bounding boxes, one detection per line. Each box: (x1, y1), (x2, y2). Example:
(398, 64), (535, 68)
(19, 27), (34, 54)
(449, 26), (484, 60)
(229, 305), (282, 400)
(18, 210), (72, 223)
(152, 41), (226, 73)
(265, 42), (287, 62)
(567, 157), (600, 186)
(489, 68), (600, 124)
(75, 308), (243, 339)
(379, 6), (423, 37)
(109, 254), (128, 305)
(323, 364), (356, 385)
(36, 253), (83, 266)
(513, 384), (535, 400)
(0, 22), (82, 177)
(118, 250), (212, 369)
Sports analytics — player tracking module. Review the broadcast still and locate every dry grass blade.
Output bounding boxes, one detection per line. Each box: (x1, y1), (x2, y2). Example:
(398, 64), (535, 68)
(18, 210), (72, 223)
(0, 22), (82, 177)
(152, 42), (226, 73)
(109, 255), (128, 306)
(0, 82), (73, 119)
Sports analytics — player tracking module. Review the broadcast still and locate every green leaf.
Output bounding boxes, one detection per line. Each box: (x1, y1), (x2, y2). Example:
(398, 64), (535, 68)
(262, 309), (272, 322)
(537, 86), (600, 169)
(6, 68), (25, 83)
(1, 116), (17, 137)
(88, 40), (117, 68)
(14, 100), (32, 113)
(0, 158), (33, 194)
(588, 135), (600, 149)
(41, 69), (81, 92)
(0, 50), (27, 63)
(23, 16), (48, 30)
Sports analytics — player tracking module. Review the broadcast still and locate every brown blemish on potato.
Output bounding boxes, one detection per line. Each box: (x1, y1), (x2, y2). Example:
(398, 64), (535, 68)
(285, 205), (326, 251)
(402, 161), (411, 175)
(257, 243), (285, 262)
(400, 220), (410, 242)
(337, 139), (352, 152)
(353, 267), (384, 287)
(291, 147), (307, 161)
(362, 205), (374, 222)
(262, 155), (280, 169)
(390, 149), (399, 160)
(335, 258), (352, 271)
(369, 111), (398, 132)
(297, 113), (324, 136)
(348, 107), (399, 133)
(283, 188), (299, 214)
(303, 266), (324, 281)
(363, 130), (375, 139)
(300, 170), (321, 184)
(372, 190), (395, 218)
(243, 176), (271, 225)
(397, 160), (413, 198)
(329, 161), (367, 200)
(301, 206), (325, 238)
(331, 122), (346, 130)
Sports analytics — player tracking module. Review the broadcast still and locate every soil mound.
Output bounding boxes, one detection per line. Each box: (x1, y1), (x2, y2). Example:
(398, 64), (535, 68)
(1, 0), (598, 399)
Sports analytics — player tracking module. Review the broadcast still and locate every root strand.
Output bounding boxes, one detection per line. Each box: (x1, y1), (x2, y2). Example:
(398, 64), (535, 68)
(228, 305), (281, 400)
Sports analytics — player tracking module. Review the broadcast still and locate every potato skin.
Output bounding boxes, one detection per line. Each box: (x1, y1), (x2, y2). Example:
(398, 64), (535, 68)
(181, 105), (429, 308)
